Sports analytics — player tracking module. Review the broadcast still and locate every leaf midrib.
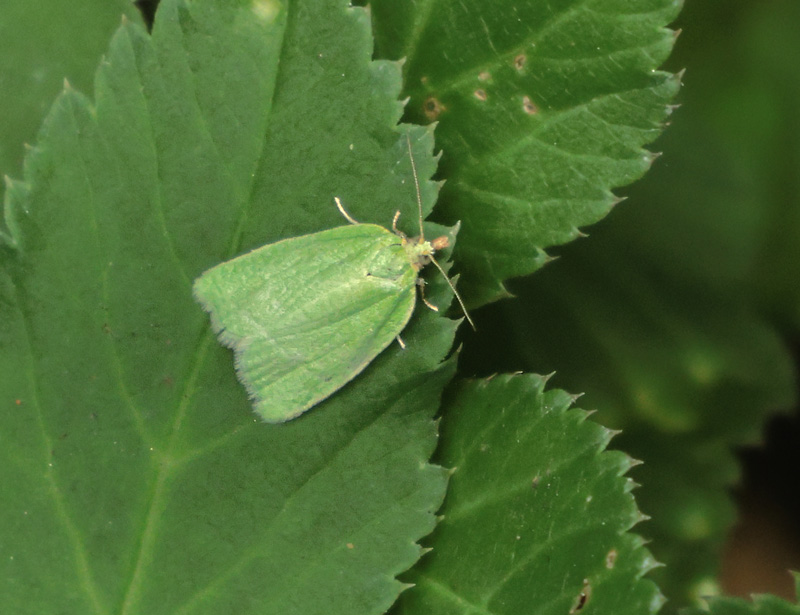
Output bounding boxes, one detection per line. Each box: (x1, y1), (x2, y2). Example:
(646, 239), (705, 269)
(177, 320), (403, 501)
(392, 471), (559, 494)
(119, 6), (290, 613)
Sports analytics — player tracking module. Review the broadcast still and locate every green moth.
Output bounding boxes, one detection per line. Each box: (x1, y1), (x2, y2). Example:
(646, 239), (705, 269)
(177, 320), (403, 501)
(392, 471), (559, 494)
(194, 136), (473, 423)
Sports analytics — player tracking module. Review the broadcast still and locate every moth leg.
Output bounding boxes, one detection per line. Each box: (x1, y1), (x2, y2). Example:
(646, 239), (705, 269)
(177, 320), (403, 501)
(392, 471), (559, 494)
(395, 335), (407, 349)
(334, 197), (360, 225)
(417, 277), (440, 312)
(392, 210), (401, 233)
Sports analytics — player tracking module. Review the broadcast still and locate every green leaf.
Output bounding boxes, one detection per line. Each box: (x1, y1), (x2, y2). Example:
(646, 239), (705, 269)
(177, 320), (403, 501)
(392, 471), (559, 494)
(393, 374), (662, 614)
(0, 0), (141, 185)
(1, 1), (459, 612)
(365, 0), (682, 306)
(460, 216), (796, 608)
(681, 573), (800, 615)
(471, 1), (799, 607)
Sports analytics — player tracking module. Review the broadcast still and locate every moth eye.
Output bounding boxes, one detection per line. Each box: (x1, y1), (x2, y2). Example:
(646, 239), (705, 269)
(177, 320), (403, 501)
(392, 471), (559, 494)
(431, 236), (449, 251)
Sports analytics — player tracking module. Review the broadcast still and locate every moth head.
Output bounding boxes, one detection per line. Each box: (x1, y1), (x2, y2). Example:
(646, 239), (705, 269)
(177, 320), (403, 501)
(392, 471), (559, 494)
(404, 233), (450, 271)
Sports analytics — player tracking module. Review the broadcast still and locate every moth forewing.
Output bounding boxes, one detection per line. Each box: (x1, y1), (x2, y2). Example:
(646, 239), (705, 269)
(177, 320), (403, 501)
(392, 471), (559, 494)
(194, 223), (421, 423)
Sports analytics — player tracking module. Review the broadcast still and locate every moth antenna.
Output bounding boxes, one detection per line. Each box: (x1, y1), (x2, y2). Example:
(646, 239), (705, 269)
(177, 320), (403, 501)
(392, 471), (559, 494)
(406, 132), (425, 241)
(428, 256), (476, 330)
(335, 197), (360, 225)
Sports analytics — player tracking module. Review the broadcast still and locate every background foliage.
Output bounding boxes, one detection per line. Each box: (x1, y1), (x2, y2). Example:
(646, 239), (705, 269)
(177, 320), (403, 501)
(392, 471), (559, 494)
(452, 0), (800, 606)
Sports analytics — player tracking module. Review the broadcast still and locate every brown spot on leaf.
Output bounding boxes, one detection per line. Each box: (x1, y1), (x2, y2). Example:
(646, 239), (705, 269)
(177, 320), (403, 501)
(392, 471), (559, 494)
(522, 96), (538, 115)
(569, 579), (592, 613)
(423, 96), (445, 120)
(514, 54), (526, 70)
(474, 89), (487, 101)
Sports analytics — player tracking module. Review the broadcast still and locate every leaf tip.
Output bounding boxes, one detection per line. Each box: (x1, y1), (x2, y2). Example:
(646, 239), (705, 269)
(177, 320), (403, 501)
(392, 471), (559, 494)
(568, 391), (585, 406)
(641, 552), (665, 576)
